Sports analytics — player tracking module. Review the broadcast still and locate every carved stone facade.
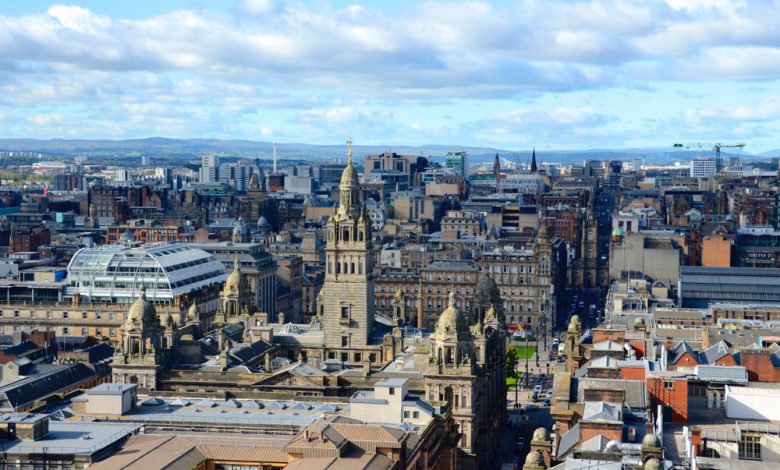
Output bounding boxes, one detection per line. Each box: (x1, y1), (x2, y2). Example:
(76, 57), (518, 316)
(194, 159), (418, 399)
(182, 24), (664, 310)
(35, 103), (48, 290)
(318, 143), (376, 350)
(424, 292), (506, 470)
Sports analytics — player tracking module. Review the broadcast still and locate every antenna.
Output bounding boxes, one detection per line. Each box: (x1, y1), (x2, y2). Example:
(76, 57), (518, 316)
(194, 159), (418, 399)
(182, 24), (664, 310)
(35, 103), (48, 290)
(272, 141), (277, 174)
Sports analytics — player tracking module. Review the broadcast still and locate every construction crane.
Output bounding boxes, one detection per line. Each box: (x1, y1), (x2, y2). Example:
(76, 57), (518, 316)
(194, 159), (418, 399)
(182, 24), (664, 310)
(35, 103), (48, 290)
(672, 142), (746, 173)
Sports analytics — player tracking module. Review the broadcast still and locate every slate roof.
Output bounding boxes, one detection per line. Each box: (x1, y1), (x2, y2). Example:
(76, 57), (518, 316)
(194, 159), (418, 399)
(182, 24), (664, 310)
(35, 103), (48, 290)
(699, 340), (731, 364)
(556, 423), (580, 459)
(0, 362), (97, 411)
(671, 340), (700, 365)
(582, 401), (622, 422)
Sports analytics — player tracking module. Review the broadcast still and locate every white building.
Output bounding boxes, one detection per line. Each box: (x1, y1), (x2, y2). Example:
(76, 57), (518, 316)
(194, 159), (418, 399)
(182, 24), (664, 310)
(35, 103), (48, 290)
(66, 244), (228, 305)
(690, 158), (717, 178)
(200, 155), (219, 183)
(350, 378), (434, 426)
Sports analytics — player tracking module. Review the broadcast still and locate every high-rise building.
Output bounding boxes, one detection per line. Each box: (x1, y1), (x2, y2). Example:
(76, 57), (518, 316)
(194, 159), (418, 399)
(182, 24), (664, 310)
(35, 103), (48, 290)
(218, 163), (249, 191)
(445, 150), (469, 178)
(200, 155), (219, 183)
(690, 158), (716, 178)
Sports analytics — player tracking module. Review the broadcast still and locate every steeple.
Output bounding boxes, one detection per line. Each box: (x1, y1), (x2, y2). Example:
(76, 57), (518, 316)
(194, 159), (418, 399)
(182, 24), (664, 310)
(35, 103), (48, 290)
(530, 147), (538, 173)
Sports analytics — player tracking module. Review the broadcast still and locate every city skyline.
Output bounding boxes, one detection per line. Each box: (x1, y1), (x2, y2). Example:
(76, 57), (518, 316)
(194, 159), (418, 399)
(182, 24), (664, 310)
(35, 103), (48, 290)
(1, 0), (780, 153)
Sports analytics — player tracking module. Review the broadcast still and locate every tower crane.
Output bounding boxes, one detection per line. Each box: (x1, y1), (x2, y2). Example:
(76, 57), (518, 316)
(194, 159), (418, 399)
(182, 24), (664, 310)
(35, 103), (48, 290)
(672, 142), (746, 173)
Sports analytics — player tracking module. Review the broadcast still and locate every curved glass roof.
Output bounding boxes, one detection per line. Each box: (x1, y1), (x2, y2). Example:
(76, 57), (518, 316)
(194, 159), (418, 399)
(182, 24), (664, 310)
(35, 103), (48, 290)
(67, 244), (228, 303)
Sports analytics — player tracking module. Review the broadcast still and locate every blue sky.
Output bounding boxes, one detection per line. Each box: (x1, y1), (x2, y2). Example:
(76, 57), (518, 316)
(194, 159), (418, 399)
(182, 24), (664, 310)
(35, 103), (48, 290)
(1, 0), (780, 153)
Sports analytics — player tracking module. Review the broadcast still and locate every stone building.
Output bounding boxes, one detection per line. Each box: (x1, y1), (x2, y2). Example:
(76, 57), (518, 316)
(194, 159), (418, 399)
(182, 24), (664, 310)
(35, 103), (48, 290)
(318, 143), (376, 351)
(423, 291), (506, 469)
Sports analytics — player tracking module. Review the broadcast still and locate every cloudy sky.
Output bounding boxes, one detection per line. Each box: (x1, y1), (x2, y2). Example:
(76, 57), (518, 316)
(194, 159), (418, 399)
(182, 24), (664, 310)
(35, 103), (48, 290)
(1, 0), (779, 152)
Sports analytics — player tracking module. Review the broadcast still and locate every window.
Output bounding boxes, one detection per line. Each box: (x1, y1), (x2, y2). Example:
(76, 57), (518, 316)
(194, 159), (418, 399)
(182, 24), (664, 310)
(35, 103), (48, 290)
(369, 353), (377, 363)
(109, 328), (116, 337)
(82, 312), (88, 319)
(664, 381), (674, 389)
(413, 411), (419, 419)
(341, 306), (349, 319)
(109, 312), (116, 320)
(81, 327), (88, 336)
(14, 311), (19, 318)
(404, 411), (410, 418)
(354, 353), (362, 362)
(341, 336), (349, 347)
(739, 434), (761, 460)
(63, 327), (69, 334)
(340, 352), (348, 362)
(389, 387), (395, 395)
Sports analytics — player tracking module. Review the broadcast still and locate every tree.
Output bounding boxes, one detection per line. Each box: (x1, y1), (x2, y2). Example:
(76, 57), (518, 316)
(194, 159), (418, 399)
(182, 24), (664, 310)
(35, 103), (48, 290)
(506, 347), (518, 378)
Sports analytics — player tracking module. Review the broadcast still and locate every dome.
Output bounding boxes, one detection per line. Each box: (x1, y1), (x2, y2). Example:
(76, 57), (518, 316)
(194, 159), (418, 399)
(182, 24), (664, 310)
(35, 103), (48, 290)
(525, 450), (543, 465)
(435, 291), (469, 341)
(612, 226), (623, 237)
(533, 427), (550, 441)
(233, 217), (249, 235)
(567, 315), (581, 333)
(634, 317), (646, 326)
(127, 285), (158, 326)
(642, 433), (661, 448)
(223, 257), (243, 295)
(257, 216), (271, 229)
(644, 458), (661, 470)
(340, 164), (359, 187)
(188, 302), (200, 320)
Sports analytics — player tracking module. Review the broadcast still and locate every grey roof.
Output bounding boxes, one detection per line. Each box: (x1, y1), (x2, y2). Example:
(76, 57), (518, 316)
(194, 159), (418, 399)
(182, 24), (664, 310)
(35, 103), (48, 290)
(0, 421), (140, 457)
(582, 401), (622, 422)
(556, 423), (581, 459)
(89, 383), (137, 395)
(592, 341), (624, 352)
(699, 340), (731, 364)
(671, 340), (700, 365)
(694, 365), (748, 384)
(580, 434), (611, 452)
(0, 363), (97, 411)
(577, 378), (649, 408)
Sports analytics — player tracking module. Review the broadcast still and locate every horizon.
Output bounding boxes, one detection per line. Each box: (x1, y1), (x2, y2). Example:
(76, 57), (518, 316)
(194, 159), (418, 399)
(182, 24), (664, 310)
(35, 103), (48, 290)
(1, 1), (780, 153)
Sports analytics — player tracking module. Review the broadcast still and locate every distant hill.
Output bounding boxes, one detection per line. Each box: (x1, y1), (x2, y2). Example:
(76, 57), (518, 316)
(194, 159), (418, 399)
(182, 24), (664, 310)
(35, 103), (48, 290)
(0, 137), (773, 165)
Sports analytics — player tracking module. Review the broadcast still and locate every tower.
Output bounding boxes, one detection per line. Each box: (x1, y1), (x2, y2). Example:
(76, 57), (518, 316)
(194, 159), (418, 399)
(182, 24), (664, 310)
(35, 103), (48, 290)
(530, 147), (538, 173)
(112, 285), (170, 390)
(424, 291), (507, 469)
(493, 153), (501, 192)
(232, 217), (249, 243)
(319, 139), (375, 349)
(217, 257), (253, 325)
(392, 289), (406, 326)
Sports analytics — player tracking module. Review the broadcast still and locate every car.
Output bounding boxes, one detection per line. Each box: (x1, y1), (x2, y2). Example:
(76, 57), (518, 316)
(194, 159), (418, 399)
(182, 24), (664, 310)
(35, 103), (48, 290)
(522, 404), (539, 412)
(533, 384), (542, 393)
(546, 391), (554, 399)
(547, 353), (553, 361)
(543, 399), (551, 406)
(552, 338), (560, 346)
(531, 392), (540, 401)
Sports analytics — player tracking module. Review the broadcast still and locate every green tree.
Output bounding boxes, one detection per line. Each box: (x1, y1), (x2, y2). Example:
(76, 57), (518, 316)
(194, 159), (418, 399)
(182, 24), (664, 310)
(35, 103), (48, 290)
(506, 347), (518, 379)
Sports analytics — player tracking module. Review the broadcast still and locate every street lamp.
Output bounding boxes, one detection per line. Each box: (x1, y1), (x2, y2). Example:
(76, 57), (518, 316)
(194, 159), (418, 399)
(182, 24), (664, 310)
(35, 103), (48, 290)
(524, 324), (529, 387)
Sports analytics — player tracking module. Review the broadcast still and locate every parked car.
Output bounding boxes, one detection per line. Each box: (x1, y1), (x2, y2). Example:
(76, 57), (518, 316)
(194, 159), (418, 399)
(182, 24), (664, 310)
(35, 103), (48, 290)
(546, 391), (554, 399)
(543, 399), (551, 406)
(533, 384), (542, 393)
(522, 404), (539, 412)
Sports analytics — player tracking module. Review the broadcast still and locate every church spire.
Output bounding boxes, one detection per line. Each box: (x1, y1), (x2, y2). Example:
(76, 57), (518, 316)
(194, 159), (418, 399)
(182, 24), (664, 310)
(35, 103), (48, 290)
(530, 147), (538, 173)
(347, 137), (353, 166)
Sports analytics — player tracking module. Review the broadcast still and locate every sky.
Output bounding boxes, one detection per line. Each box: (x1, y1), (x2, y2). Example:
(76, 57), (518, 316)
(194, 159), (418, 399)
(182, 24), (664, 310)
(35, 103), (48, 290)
(1, 0), (780, 153)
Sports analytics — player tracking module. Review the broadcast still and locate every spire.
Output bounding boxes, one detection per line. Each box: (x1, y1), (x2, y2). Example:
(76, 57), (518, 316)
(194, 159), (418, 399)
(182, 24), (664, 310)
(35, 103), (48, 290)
(272, 141), (277, 174)
(347, 137), (353, 166)
(530, 147), (538, 173)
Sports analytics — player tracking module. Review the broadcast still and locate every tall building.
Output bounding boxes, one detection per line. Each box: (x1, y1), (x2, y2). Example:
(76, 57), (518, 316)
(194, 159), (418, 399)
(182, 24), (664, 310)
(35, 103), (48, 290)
(445, 150), (469, 178)
(690, 158), (716, 178)
(318, 141), (375, 349)
(218, 163), (249, 191)
(200, 155), (219, 183)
